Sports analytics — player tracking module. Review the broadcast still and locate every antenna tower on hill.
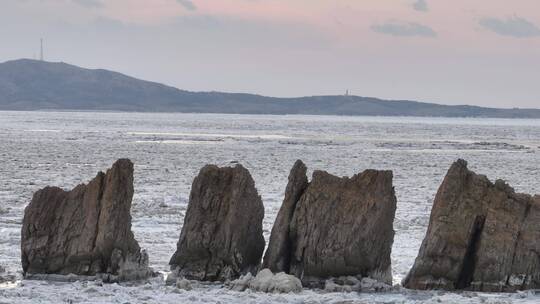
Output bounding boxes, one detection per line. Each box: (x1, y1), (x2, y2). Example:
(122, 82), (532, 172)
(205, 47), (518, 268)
(40, 38), (44, 61)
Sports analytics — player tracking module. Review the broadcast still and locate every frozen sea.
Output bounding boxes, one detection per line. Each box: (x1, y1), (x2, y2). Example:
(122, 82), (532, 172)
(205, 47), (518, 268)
(1, 111), (539, 303)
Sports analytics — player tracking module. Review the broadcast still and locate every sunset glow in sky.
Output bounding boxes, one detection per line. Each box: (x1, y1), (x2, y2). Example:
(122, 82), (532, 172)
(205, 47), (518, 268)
(1, 0), (539, 107)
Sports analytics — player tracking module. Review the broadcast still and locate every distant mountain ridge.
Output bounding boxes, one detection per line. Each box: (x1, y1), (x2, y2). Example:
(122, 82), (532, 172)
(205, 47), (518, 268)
(0, 59), (538, 118)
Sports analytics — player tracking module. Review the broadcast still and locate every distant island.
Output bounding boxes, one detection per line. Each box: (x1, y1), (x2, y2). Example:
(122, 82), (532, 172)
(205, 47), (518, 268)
(0, 59), (538, 118)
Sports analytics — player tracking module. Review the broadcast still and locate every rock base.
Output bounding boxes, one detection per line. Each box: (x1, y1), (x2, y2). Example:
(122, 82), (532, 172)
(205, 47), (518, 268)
(230, 269), (303, 293)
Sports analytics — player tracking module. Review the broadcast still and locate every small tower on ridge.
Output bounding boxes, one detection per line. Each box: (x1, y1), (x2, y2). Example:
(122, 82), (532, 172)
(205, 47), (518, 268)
(40, 38), (44, 61)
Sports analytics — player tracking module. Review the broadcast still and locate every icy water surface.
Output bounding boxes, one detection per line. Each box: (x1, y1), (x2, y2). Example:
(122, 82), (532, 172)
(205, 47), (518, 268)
(1, 111), (539, 303)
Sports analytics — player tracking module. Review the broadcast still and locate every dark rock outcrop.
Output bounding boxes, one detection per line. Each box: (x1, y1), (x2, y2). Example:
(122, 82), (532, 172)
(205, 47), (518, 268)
(263, 160), (396, 286)
(169, 164), (265, 281)
(21, 159), (151, 282)
(404, 159), (540, 292)
(263, 160), (308, 273)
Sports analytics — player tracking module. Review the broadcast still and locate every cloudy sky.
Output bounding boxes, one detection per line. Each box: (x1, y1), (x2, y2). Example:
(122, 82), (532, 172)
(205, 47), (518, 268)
(1, 0), (539, 108)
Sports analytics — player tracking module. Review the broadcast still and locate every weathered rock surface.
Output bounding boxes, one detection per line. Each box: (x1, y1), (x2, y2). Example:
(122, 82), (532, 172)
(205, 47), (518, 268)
(263, 160), (308, 273)
(403, 159), (540, 292)
(263, 160), (397, 286)
(230, 269), (303, 293)
(169, 164), (265, 281)
(21, 159), (151, 282)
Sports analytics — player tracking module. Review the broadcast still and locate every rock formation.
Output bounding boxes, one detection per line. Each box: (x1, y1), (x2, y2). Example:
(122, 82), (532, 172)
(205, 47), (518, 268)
(21, 159), (151, 282)
(230, 269), (303, 293)
(169, 164), (265, 282)
(263, 160), (309, 273)
(263, 160), (397, 286)
(403, 159), (540, 292)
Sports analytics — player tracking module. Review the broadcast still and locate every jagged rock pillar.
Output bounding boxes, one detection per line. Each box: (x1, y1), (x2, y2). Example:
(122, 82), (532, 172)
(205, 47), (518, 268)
(169, 164), (265, 281)
(21, 159), (151, 282)
(263, 160), (309, 273)
(263, 160), (397, 286)
(403, 159), (540, 292)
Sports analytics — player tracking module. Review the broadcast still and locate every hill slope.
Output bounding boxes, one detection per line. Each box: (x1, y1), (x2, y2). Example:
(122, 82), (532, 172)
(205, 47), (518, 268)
(0, 59), (538, 118)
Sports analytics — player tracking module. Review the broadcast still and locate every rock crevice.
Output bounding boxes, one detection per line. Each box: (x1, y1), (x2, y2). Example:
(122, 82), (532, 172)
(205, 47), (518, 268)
(456, 215), (485, 290)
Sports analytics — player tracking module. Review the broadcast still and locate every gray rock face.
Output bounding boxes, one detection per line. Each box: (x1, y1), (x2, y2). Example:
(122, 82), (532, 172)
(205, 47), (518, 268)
(169, 164), (265, 281)
(404, 159), (540, 292)
(263, 160), (308, 273)
(21, 159), (151, 282)
(264, 160), (397, 286)
(230, 269), (303, 293)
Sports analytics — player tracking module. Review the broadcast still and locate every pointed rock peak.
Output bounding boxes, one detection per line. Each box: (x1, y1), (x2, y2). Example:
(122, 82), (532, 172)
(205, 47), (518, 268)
(290, 160), (307, 177)
(109, 158), (133, 172)
(445, 159), (471, 178)
(263, 160), (309, 273)
(454, 158), (468, 169)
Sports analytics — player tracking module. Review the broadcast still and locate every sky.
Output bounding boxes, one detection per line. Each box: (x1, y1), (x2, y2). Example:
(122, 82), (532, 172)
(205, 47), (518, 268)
(1, 0), (539, 108)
